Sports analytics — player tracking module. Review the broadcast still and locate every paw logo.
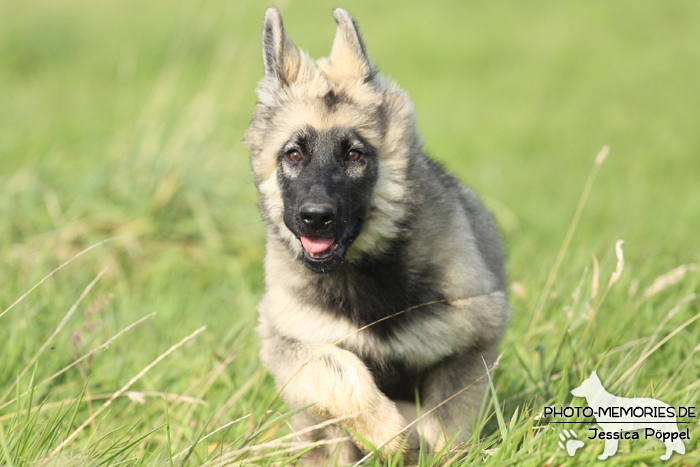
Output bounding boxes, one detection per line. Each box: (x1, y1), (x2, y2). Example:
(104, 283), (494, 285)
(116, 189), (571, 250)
(559, 429), (584, 456)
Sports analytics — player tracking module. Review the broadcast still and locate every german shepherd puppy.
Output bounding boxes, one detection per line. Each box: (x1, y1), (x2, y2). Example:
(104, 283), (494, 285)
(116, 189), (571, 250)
(244, 7), (509, 464)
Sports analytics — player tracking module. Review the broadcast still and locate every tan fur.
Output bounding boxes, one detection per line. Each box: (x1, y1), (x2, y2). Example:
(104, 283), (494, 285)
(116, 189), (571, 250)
(245, 7), (509, 465)
(260, 338), (418, 460)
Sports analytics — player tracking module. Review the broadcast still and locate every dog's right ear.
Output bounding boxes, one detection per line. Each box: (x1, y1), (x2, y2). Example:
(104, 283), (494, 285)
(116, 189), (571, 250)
(262, 8), (301, 85)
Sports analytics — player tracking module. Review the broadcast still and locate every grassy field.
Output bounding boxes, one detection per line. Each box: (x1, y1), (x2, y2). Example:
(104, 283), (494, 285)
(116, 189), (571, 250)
(1, 0), (699, 465)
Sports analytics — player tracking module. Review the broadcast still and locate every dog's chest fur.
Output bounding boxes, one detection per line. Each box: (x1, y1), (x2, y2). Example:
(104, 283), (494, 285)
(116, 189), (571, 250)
(295, 237), (448, 338)
(286, 238), (451, 400)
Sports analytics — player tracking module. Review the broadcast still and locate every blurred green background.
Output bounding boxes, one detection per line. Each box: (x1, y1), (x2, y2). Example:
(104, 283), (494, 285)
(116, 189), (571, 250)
(1, 0), (698, 464)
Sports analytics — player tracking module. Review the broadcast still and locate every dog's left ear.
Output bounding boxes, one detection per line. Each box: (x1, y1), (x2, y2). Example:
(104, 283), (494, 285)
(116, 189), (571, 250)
(328, 8), (375, 81)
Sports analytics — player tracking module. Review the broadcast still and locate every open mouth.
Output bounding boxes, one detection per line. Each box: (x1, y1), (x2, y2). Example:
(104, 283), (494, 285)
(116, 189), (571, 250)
(300, 236), (340, 260)
(297, 219), (360, 271)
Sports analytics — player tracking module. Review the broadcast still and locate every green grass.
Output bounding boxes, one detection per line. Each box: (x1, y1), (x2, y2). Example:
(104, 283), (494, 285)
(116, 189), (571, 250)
(1, 0), (699, 465)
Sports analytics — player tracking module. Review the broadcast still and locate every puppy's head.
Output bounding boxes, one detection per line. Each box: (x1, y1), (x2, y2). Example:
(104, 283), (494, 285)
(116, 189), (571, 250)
(245, 8), (421, 273)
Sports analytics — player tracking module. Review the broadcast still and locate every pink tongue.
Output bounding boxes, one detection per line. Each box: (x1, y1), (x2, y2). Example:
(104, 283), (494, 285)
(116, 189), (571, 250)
(301, 236), (335, 253)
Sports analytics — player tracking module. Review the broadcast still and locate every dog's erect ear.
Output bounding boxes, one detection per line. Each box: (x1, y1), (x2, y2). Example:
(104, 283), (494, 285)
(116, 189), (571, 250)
(591, 370), (599, 380)
(262, 8), (301, 84)
(329, 8), (374, 81)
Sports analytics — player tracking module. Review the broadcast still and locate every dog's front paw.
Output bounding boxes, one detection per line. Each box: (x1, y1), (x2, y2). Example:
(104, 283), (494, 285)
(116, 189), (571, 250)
(399, 430), (421, 465)
(345, 395), (418, 462)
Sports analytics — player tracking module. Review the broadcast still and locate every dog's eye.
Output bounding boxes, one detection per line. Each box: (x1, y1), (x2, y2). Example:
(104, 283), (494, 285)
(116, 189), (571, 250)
(286, 149), (302, 162)
(347, 150), (362, 161)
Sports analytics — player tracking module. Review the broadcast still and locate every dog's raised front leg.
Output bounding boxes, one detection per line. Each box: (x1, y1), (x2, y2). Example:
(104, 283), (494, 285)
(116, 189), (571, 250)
(260, 335), (419, 462)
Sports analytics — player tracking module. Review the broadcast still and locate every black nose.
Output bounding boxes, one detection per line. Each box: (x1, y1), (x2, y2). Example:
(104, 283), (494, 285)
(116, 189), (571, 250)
(299, 204), (336, 230)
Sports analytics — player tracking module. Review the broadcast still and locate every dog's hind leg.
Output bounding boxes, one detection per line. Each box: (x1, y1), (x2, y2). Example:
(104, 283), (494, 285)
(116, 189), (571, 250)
(660, 431), (686, 460)
(665, 438), (686, 460)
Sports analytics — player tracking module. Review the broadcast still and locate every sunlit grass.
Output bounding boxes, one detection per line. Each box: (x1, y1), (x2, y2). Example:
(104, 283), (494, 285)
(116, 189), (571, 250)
(1, 0), (699, 465)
